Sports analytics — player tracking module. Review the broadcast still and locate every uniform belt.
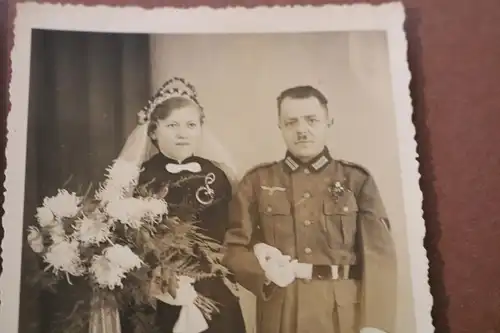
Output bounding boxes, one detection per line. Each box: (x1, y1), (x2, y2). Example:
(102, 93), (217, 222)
(294, 263), (361, 280)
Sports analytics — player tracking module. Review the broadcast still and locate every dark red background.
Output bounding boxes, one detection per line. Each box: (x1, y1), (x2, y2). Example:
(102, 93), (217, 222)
(2, 0), (500, 332)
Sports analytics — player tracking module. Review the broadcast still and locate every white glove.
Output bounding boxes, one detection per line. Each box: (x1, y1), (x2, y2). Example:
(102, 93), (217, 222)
(261, 256), (296, 287)
(253, 243), (287, 267)
(253, 243), (296, 287)
(291, 261), (313, 279)
(360, 328), (387, 333)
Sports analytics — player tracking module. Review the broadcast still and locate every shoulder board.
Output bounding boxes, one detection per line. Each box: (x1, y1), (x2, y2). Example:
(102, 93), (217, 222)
(337, 159), (371, 175)
(244, 160), (279, 176)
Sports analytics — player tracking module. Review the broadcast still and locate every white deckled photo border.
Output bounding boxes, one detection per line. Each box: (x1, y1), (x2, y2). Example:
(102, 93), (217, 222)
(2, 2), (432, 333)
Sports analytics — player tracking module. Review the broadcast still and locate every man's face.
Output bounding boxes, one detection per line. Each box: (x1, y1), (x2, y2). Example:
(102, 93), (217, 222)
(278, 96), (330, 161)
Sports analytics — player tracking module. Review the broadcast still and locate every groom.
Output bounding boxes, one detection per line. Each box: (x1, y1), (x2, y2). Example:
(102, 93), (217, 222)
(223, 85), (397, 333)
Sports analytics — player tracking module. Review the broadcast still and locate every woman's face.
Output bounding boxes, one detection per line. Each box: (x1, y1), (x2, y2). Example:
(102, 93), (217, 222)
(151, 105), (203, 162)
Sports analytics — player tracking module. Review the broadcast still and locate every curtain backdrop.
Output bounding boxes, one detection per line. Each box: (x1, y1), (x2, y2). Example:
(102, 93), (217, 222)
(19, 29), (151, 333)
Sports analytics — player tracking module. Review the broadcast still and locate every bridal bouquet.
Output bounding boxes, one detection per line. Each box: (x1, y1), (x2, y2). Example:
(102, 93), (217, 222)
(26, 158), (234, 333)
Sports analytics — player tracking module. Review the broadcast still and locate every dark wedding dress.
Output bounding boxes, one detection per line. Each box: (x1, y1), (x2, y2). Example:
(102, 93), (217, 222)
(121, 152), (246, 333)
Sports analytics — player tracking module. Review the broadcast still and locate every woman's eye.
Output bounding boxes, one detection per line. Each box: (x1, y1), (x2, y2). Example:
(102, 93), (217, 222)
(188, 123), (197, 128)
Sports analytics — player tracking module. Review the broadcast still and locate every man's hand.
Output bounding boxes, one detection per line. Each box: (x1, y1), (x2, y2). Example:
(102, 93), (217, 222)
(253, 243), (295, 287)
(261, 256), (296, 287)
(291, 261), (313, 279)
(253, 243), (286, 267)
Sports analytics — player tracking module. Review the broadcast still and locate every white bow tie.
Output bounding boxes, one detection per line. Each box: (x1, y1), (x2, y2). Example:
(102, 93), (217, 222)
(166, 162), (202, 174)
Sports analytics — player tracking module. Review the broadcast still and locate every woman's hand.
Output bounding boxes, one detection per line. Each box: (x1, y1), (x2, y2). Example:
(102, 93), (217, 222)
(154, 275), (198, 306)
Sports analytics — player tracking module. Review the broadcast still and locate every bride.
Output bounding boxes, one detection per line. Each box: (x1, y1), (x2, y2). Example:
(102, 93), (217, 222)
(113, 77), (247, 333)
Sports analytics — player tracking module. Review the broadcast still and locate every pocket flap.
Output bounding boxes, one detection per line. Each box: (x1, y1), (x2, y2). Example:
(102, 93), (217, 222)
(323, 195), (359, 216)
(259, 194), (291, 215)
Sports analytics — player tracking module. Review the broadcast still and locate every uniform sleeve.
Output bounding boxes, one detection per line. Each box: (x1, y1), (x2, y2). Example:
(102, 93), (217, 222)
(222, 172), (274, 300)
(356, 173), (398, 332)
(357, 174), (391, 232)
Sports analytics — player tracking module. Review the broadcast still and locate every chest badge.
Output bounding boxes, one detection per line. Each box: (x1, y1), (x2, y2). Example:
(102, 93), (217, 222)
(261, 185), (286, 196)
(328, 180), (351, 202)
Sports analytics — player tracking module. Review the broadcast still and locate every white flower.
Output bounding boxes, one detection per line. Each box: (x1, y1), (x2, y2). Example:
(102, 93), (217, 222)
(95, 184), (124, 203)
(144, 198), (168, 218)
(43, 190), (81, 219)
(105, 159), (140, 190)
(27, 226), (44, 253)
(95, 160), (142, 203)
(44, 239), (85, 276)
(36, 206), (55, 227)
(105, 197), (149, 229)
(103, 244), (143, 272)
(90, 255), (126, 290)
(49, 223), (67, 244)
(74, 216), (111, 245)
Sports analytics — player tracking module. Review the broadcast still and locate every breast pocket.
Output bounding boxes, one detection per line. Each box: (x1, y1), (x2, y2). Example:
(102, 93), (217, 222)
(258, 194), (292, 246)
(323, 194), (359, 246)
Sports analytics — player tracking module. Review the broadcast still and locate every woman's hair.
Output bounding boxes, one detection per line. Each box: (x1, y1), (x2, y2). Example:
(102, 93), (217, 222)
(147, 96), (205, 139)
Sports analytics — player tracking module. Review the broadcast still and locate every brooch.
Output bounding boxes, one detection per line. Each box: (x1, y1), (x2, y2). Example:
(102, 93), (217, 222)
(195, 173), (216, 205)
(328, 180), (350, 202)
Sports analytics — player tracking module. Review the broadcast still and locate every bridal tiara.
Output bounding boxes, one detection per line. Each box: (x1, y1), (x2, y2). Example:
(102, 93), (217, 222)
(137, 77), (202, 124)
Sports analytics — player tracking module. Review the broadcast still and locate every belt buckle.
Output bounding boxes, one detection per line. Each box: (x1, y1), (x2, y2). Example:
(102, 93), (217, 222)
(337, 265), (350, 280)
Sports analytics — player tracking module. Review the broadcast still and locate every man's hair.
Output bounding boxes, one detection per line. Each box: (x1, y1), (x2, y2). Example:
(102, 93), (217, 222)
(276, 85), (328, 115)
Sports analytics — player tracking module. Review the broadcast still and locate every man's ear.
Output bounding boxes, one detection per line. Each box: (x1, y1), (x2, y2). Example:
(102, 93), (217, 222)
(328, 117), (334, 127)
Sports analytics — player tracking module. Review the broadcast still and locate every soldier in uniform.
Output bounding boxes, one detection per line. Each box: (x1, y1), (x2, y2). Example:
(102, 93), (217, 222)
(223, 85), (397, 333)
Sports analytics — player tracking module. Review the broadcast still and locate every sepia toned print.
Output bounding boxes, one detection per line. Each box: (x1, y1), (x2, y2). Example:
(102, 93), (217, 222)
(2, 3), (433, 333)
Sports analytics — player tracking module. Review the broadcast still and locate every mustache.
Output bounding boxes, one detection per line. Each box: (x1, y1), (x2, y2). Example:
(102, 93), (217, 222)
(296, 134), (312, 142)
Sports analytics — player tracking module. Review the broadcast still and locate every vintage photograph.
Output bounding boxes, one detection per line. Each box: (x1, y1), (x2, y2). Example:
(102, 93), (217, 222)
(2, 3), (432, 333)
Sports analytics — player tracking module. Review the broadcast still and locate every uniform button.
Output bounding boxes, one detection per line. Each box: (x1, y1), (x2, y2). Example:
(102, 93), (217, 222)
(303, 192), (311, 199)
(343, 206), (349, 212)
(304, 168), (310, 174)
(266, 206), (273, 213)
(304, 247), (312, 254)
(304, 220), (312, 226)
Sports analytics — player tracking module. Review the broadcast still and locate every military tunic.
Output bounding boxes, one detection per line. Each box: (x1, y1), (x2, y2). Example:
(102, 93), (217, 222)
(223, 148), (397, 333)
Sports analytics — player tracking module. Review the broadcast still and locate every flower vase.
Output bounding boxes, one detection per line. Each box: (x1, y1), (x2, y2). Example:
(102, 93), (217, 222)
(89, 291), (121, 333)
